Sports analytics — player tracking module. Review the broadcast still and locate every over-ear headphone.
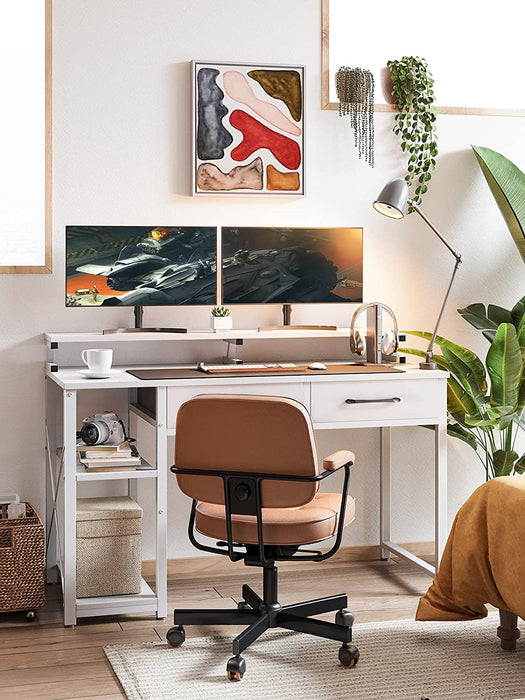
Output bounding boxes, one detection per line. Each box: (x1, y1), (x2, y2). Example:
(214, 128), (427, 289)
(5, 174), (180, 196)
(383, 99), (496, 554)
(349, 302), (399, 363)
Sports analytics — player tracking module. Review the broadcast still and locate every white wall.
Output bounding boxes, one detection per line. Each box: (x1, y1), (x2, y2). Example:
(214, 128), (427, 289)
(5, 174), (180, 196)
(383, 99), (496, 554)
(1, 0), (524, 559)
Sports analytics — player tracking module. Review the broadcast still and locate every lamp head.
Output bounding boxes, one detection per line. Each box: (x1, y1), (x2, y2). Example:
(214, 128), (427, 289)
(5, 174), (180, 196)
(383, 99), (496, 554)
(373, 178), (409, 219)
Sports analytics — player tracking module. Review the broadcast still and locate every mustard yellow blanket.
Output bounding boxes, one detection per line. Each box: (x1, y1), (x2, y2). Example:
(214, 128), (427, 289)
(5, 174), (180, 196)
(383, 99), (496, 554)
(416, 475), (525, 621)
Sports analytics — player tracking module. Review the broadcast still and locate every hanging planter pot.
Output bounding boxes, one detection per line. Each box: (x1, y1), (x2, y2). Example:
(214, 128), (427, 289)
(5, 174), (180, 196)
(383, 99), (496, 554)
(335, 66), (375, 168)
(379, 66), (396, 105)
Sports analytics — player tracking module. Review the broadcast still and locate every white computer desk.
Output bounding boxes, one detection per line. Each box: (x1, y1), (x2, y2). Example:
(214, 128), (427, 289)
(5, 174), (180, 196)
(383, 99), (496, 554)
(45, 337), (448, 626)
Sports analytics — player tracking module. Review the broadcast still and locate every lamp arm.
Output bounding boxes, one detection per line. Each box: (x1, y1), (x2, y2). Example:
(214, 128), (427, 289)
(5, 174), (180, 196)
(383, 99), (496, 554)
(424, 257), (462, 365)
(409, 200), (462, 262)
(408, 199), (463, 370)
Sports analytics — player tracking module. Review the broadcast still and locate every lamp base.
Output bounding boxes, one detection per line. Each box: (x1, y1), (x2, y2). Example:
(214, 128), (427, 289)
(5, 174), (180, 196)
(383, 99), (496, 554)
(419, 361), (437, 370)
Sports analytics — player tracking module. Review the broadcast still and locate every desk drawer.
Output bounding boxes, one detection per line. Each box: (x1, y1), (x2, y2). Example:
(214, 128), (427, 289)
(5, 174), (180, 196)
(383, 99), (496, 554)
(310, 378), (443, 425)
(167, 382), (310, 429)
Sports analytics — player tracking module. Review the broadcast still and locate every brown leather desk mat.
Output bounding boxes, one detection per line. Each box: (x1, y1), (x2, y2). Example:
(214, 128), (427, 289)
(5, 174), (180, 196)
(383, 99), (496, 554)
(126, 364), (405, 380)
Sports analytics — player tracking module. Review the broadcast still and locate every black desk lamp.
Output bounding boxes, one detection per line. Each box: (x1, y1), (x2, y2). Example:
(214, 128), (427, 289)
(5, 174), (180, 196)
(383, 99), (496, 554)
(373, 178), (462, 370)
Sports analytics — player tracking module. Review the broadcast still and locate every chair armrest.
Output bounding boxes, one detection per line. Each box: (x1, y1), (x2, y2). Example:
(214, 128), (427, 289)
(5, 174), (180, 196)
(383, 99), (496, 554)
(323, 450), (355, 471)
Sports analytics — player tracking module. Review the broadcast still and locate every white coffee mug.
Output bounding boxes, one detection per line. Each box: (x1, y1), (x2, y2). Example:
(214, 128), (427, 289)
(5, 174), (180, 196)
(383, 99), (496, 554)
(81, 348), (113, 373)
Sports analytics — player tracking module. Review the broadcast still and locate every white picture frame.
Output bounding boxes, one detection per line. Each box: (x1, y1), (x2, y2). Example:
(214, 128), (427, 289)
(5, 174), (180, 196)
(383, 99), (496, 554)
(0, 0), (52, 273)
(192, 61), (305, 196)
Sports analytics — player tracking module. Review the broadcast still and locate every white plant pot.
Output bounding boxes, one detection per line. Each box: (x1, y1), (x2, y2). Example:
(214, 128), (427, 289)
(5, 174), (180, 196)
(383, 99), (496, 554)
(210, 316), (232, 332)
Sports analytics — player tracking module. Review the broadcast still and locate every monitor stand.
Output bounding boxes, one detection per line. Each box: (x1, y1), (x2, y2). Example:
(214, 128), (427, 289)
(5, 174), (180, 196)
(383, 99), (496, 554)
(258, 304), (338, 332)
(103, 305), (187, 334)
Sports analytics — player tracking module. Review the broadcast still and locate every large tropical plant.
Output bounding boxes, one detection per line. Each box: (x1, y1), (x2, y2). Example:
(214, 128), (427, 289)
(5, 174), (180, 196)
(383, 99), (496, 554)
(402, 295), (525, 480)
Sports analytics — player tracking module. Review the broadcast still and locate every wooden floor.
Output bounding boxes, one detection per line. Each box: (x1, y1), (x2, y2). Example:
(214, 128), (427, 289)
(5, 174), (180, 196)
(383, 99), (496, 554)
(0, 548), (434, 699)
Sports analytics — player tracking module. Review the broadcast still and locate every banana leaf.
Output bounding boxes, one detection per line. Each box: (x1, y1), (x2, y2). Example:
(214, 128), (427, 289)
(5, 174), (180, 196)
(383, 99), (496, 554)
(404, 330), (487, 400)
(515, 454), (525, 474)
(457, 303), (498, 339)
(493, 449), (518, 476)
(447, 375), (482, 423)
(511, 297), (525, 328)
(441, 344), (487, 402)
(486, 323), (523, 410)
(458, 296), (525, 342)
(446, 423), (478, 450)
(472, 145), (525, 264)
(518, 322), (525, 362)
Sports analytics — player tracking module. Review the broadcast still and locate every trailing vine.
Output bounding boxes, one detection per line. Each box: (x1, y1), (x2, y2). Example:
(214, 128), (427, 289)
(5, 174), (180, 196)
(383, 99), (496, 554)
(387, 56), (437, 209)
(336, 66), (375, 168)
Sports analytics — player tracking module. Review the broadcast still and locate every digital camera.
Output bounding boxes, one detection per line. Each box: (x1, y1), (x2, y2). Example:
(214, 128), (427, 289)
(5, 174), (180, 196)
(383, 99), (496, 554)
(79, 411), (127, 446)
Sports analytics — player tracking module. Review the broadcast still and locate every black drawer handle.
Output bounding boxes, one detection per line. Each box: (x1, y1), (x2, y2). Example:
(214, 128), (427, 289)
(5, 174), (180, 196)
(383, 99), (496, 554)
(345, 397), (401, 404)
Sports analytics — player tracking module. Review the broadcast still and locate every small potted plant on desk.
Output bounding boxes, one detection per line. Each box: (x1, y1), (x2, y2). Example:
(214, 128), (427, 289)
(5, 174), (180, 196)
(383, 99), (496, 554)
(210, 306), (232, 332)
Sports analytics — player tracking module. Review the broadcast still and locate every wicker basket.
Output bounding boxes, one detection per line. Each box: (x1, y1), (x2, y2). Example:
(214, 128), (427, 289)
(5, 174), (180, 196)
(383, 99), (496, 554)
(0, 503), (45, 615)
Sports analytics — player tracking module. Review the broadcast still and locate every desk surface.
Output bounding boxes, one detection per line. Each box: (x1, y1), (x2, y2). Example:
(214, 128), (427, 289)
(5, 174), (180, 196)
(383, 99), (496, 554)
(46, 363), (447, 390)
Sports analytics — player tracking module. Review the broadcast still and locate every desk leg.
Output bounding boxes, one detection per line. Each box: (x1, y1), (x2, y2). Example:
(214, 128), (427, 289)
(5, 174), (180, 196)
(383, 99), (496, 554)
(435, 422), (447, 570)
(45, 377), (58, 583)
(63, 390), (77, 627)
(156, 387), (168, 619)
(380, 427), (391, 561)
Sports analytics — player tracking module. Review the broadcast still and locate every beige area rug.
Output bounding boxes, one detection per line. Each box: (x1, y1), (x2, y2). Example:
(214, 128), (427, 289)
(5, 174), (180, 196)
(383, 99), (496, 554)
(104, 614), (525, 700)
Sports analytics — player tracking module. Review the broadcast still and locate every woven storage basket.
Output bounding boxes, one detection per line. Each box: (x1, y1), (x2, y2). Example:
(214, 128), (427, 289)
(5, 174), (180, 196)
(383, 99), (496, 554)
(76, 496), (143, 598)
(0, 503), (45, 614)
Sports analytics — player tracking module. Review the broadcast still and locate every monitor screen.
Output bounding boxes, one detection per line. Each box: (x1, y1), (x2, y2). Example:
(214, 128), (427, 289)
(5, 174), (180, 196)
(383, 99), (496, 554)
(66, 226), (217, 306)
(221, 227), (363, 304)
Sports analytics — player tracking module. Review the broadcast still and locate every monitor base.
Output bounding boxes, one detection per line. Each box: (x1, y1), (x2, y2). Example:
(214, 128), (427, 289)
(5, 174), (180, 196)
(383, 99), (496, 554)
(259, 325), (338, 332)
(103, 328), (187, 334)
(275, 303), (336, 331)
(103, 304), (187, 334)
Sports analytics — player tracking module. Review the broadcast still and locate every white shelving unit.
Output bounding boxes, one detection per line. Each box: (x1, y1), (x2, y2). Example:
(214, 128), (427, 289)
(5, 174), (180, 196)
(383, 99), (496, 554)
(46, 368), (168, 626)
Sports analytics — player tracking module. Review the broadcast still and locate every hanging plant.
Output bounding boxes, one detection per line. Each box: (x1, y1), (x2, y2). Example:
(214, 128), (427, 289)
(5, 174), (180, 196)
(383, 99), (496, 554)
(387, 56), (438, 209)
(335, 66), (375, 168)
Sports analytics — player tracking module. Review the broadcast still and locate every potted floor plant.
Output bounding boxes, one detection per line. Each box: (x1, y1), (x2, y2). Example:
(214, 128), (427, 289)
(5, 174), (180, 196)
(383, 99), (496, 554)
(402, 295), (525, 479)
(386, 56), (438, 209)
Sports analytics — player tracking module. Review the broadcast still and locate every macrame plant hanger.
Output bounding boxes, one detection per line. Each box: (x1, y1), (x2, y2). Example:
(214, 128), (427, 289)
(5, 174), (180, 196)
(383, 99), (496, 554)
(336, 66), (375, 168)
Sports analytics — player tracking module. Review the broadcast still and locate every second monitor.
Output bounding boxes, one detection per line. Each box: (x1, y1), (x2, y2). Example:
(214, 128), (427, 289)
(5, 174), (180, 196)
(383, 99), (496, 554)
(221, 227), (363, 305)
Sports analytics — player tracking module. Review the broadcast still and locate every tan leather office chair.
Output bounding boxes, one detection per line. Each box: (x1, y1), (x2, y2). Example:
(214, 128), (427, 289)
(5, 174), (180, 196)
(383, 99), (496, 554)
(166, 394), (358, 680)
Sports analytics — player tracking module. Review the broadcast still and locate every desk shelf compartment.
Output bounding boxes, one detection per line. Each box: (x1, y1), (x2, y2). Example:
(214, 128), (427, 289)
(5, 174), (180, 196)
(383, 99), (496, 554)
(45, 377), (168, 626)
(76, 577), (157, 619)
(76, 460), (158, 482)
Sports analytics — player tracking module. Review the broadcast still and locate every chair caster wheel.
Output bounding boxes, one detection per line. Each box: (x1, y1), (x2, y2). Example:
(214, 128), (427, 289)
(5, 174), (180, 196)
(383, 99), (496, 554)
(338, 643), (359, 667)
(335, 609), (355, 628)
(166, 625), (185, 648)
(227, 655), (246, 681)
(237, 600), (251, 610)
(26, 611), (36, 622)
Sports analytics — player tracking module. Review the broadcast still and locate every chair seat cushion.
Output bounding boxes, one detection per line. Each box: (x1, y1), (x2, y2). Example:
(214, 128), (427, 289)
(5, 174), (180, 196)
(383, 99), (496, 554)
(195, 492), (355, 546)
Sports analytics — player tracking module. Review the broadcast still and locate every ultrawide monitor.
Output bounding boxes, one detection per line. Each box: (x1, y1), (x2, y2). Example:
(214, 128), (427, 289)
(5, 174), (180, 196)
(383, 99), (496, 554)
(66, 226), (217, 306)
(221, 227), (363, 304)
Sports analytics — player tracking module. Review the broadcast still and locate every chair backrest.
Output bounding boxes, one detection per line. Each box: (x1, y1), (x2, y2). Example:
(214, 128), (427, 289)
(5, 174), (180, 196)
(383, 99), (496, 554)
(175, 394), (319, 508)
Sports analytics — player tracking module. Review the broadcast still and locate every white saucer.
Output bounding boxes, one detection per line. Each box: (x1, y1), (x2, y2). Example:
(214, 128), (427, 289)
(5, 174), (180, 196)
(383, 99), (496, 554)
(78, 369), (122, 379)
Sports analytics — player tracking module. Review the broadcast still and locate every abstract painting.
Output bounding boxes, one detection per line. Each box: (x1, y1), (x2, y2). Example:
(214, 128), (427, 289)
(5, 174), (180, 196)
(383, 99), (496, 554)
(192, 61), (304, 195)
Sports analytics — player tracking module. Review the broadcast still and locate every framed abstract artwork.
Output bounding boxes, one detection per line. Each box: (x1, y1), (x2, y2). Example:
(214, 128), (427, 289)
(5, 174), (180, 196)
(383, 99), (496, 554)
(192, 61), (305, 196)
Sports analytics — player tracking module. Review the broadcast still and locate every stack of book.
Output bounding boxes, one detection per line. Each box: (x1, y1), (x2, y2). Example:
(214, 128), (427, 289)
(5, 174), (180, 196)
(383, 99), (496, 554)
(77, 440), (143, 473)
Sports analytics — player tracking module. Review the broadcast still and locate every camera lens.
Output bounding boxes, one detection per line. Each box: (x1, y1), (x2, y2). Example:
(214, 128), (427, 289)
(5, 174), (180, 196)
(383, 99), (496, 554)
(80, 420), (109, 446)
